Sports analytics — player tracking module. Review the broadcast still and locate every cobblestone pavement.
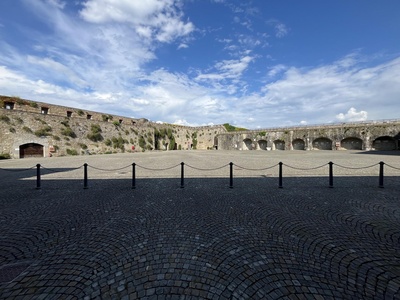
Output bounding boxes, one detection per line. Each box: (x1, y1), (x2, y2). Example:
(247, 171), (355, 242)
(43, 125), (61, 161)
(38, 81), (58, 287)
(0, 151), (400, 299)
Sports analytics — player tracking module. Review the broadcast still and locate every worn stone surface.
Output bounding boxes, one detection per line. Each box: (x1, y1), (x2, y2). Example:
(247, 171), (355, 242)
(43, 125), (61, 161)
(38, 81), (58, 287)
(0, 151), (400, 299)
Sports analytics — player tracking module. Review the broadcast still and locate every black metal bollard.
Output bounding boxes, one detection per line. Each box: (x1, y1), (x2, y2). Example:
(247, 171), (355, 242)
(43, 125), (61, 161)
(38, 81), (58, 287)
(36, 164), (41, 190)
(132, 163), (136, 189)
(329, 161), (334, 188)
(83, 163), (88, 189)
(278, 162), (283, 188)
(229, 162), (233, 188)
(379, 161), (384, 188)
(180, 162), (184, 188)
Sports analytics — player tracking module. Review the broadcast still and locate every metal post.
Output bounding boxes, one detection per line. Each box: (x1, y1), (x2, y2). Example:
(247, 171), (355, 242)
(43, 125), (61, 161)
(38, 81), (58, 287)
(229, 162), (233, 188)
(379, 161), (384, 188)
(132, 163), (136, 189)
(278, 162), (283, 188)
(329, 161), (333, 188)
(83, 163), (88, 189)
(180, 162), (184, 188)
(36, 164), (41, 190)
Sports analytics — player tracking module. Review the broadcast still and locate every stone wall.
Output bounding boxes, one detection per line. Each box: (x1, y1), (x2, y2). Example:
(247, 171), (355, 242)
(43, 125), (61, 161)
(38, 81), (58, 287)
(0, 96), (225, 158)
(217, 122), (400, 151)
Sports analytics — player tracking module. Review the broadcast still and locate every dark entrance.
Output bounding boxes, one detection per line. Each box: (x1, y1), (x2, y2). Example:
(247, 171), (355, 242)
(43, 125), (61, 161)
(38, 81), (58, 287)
(20, 143), (44, 158)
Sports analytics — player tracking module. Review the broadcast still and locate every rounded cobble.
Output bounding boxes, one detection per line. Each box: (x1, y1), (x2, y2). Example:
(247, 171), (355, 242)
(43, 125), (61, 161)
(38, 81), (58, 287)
(0, 151), (400, 299)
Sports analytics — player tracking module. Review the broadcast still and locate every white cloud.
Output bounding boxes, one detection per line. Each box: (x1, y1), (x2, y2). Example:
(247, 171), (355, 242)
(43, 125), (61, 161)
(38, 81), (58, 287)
(336, 108), (368, 122)
(275, 23), (288, 38)
(79, 0), (194, 43)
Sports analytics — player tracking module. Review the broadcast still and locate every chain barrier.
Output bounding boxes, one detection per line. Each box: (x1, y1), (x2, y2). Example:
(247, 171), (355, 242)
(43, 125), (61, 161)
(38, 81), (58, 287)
(333, 163), (379, 170)
(40, 165), (84, 173)
(185, 163), (230, 171)
(2, 160), (398, 190)
(233, 163), (279, 171)
(0, 166), (36, 172)
(282, 163), (327, 171)
(384, 163), (400, 171)
(87, 164), (131, 172)
(135, 163), (181, 171)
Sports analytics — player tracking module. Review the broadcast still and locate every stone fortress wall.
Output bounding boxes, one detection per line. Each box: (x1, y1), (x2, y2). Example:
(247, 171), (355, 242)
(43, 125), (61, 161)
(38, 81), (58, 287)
(217, 121), (400, 151)
(0, 96), (225, 158)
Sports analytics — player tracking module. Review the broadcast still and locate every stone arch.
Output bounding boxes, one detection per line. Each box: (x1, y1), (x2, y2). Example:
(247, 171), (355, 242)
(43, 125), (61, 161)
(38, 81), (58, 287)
(273, 140), (285, 150)
(372, 136), (396, 150)
(19, 143), (44, 158)
(243, 138), (253, 150)
(258, 139), (268, 150)
(292, 139), (305, 150)
(312, 138), (332, 150)
(341, 137), (363, 150)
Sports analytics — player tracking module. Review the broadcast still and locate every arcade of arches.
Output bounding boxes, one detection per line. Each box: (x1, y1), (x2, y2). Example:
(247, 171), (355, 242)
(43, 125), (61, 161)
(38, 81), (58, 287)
(243, 136), (399, 151)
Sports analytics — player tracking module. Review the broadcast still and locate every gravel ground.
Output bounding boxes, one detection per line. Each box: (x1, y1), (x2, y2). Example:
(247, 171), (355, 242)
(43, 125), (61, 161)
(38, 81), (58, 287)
(0, 150), (399, 299)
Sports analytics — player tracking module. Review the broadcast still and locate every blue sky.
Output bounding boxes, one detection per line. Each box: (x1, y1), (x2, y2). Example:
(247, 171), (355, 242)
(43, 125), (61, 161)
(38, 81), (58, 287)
(0, 0), (399, 128)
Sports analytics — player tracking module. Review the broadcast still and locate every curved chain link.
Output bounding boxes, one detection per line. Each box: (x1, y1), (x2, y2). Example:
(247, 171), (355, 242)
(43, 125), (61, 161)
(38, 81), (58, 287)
(135, 163), (180, 171)
(185, 163), (230, 171)
(233, 163), (279, 171)
(384, 163), (400, 171)
(334, 163), (379, 170)
(0, 166), (36, 172)
(88, 164), (131, 172)
(282, 163), (327, 171)
(40, 165), (84, 173)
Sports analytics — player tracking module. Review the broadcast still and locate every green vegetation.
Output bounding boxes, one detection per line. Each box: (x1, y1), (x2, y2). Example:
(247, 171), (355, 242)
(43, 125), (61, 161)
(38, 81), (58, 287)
(29, 102), (38, 108)
(223, 123), (247, 132)
(104, 139), (112, 146)
(77, 110), (84, 116)
(66, 148), (78, 156)
(53, 135), (61, 141)
(139, 136), (146, 150)
(111, 136), (127, 151)
(14, 117), (23, 124)
(259, 131), (266, 137)
(9, 127), (16, 133)
(34, 117), (47, 125)
(87, 124), (103, 142)
(60, 126), (76, 138)
(0, 115), (11, 124)
(0, 153), (11, 159)
(79, 143), (88, 150)
(22, 126), (33, 134)
(112, 120), (121, 127)
(190, 132), (198, 149)
(34, 126), (52, 137)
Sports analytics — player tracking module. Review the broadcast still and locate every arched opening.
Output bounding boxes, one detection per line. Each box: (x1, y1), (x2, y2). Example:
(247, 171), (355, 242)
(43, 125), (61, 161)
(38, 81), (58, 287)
(243, 138), (253, 150)
(214, 137), (218, 150)
(258, 140), (268, 150)
(372, 136), (396, 151)
(273, 140), (285, 150)
(19, 143), (44, 158)
(292, 139), (305, 150)
(341, 137), (363, 150)
(312, 138), (332, 150)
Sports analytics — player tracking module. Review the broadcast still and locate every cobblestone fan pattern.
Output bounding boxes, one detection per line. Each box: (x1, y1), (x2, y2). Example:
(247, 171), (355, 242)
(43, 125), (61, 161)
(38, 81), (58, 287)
(1, 151), (400, 299)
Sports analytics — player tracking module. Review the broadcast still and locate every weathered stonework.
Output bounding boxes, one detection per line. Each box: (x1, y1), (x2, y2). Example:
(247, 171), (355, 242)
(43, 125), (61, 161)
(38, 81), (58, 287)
(217, 122), (400, 151)
(0, 96), (225, 158)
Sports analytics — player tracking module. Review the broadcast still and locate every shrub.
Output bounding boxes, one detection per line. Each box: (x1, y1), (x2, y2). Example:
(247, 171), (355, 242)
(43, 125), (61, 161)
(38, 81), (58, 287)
(30, 102), (38, 108)
(14, 117), (23, 124)
(9, 127), (16, 133)
(0, 153), (11, 159)
(66, 148), (78, 156)
(0, 115), (10, 124)
(87, 124), (103, 142)
(104, 139), (112, 146)
(139, 136), (146, 149)
(60, 127), (76, 138)
(113, 120), (121, 127)
(34, 126), (52, 137)
(22, 126), (33, 134)
(79, 143), (88, 150)
(53, 135), (61, 141)
(77, 110), (84, 116)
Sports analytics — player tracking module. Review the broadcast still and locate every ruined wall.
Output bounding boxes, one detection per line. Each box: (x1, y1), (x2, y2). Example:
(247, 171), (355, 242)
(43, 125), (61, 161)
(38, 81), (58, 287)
(217, 122), (400, 151)
(0, 96), (225, 158)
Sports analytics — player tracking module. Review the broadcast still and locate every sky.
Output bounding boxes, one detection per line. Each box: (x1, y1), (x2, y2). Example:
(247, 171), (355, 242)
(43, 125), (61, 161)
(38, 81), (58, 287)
(0, 0), (399, 129)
